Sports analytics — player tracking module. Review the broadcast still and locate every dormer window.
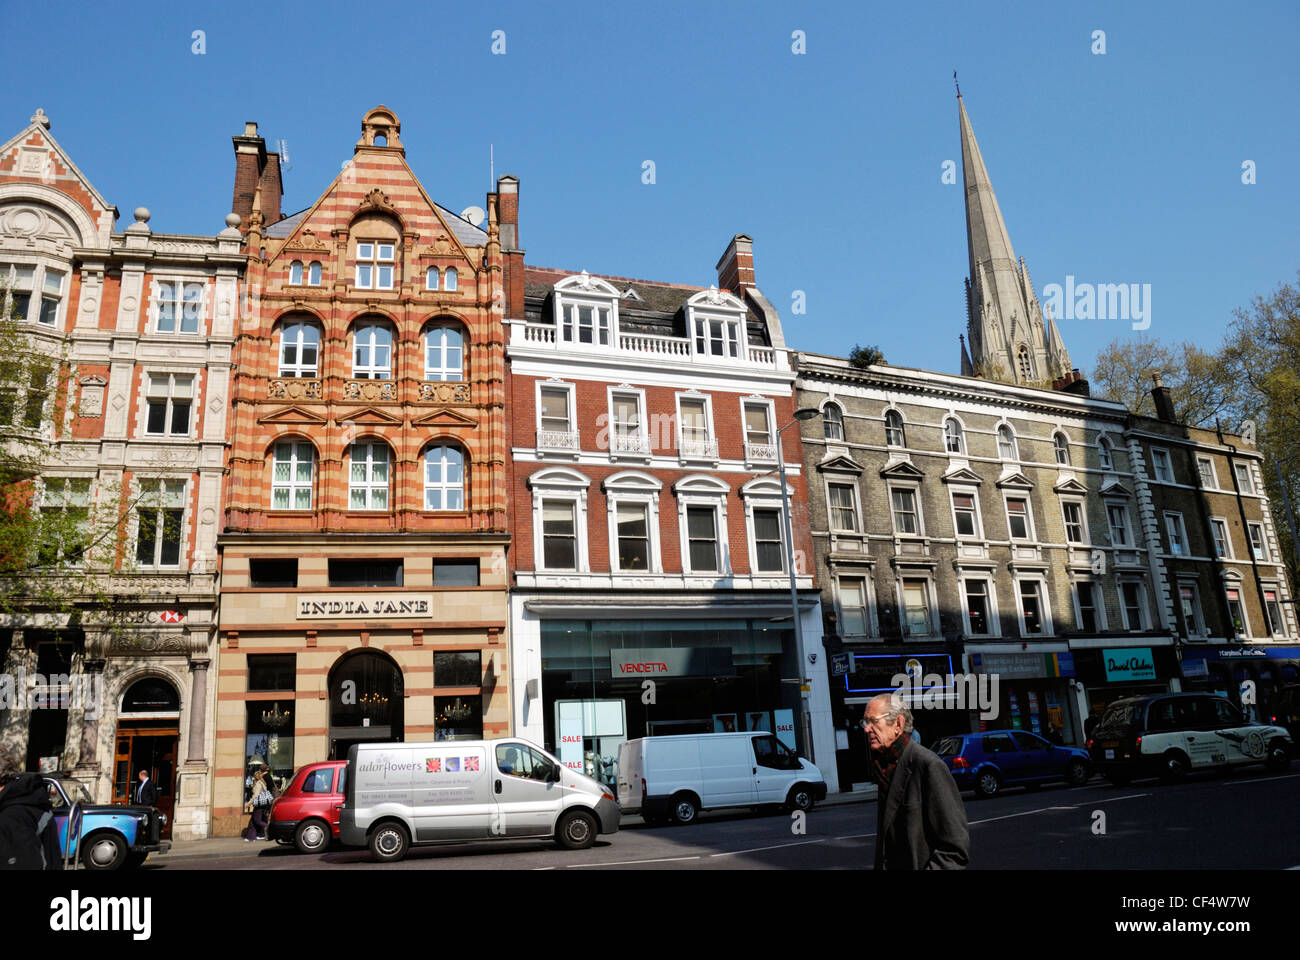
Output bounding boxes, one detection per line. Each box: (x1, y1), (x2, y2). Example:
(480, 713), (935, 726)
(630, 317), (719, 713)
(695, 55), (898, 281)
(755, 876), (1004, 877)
(685, 287), (749, 362)
(553, 273), (620, 348)
(694, 316), (740, 358)
(561, 302), (611, 345)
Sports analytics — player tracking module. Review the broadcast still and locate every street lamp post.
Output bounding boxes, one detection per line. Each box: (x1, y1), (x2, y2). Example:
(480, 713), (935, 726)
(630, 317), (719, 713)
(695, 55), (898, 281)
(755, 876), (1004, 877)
(776, 407), (821, 759)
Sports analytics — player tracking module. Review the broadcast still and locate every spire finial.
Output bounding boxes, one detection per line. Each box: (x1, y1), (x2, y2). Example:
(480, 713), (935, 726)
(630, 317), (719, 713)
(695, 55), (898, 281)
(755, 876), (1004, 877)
(954, 71), (961, 98)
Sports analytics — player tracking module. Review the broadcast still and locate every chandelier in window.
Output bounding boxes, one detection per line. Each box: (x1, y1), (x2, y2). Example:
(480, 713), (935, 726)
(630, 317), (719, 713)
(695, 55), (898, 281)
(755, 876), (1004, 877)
(439, 701), (473, 723)
(262, 702), (292, 728)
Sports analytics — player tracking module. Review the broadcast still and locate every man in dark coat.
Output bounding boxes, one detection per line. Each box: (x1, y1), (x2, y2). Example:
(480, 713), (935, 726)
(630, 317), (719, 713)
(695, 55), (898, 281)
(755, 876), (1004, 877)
(864, 693), (969, 870)
(0, 759), (63, 870)
(134, 770), (157, 807)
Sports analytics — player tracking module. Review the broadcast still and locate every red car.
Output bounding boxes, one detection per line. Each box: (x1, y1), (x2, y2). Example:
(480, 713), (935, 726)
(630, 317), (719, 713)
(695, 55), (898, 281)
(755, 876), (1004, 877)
(268, 761), (346, 854)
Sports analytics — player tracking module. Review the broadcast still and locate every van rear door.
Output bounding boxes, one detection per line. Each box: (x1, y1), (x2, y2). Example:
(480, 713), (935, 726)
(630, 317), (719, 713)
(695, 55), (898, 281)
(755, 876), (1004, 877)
(698, 736), (756, 807)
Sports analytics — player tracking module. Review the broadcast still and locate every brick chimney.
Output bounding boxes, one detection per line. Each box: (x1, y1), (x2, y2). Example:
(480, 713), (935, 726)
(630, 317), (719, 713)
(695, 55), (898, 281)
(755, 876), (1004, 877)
(1151, 372), (1177, 421)
(716, 234), (755, 295)
(231, 122), (283, 230)
(1052, 368), (1091, 397)
(496, 175), (524, 319)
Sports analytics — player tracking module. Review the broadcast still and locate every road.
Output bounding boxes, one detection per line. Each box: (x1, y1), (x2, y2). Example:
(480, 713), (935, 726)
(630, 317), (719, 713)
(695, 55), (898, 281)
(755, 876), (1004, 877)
(158, 768), (1300, 870)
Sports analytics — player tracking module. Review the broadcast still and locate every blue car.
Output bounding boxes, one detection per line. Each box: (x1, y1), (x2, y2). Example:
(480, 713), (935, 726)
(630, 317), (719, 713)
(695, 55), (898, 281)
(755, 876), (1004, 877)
(43, 776), (170, 870)
(932, 731), (1091, 798)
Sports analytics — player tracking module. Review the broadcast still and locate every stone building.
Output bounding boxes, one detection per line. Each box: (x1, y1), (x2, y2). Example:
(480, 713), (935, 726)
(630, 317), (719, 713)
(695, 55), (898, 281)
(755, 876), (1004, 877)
(506, 235), (837, 792)
(0, 109), (242, 839)
(213, 108), (511, 836)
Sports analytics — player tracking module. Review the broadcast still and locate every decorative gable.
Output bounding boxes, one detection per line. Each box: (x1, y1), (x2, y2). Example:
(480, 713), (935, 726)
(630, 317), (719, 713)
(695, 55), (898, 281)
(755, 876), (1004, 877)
(879, 459), (925, 481)
(817, 453), (864, 475)
(411, 408), (478, 428)
(258, 405), (328, 426)
(1053, 476), (1089, 495)
(995, 469), (1034, 490)
(940, 465), (984, 485)
(335, 406), (403, 426)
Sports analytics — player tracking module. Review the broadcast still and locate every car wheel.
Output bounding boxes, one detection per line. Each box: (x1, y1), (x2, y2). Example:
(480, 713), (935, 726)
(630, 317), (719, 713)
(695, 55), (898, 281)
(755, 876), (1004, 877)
(294, 819), (330, 855)
(555, 809), (598, 850)
(123, 851), (148, 870)
(81, 832), (127, 871)
(1265, 739), (1291, 773)
(1066, 758), (1090, 786)
(973, 769), (1001, 799)
(1159, 750), (1189, 784)
(786, 784), (815, 813)
(367, 822), (409, 863)
(671, 792), (699, 824)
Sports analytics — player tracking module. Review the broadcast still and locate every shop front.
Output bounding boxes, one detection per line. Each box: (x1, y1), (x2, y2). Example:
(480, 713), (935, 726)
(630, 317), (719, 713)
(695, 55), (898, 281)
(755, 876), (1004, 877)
(1179, 645), (1300, 722)
(967, 648), (1079, 744)
(1070, 642), (1178, 731)
(841, 649), (970, 767)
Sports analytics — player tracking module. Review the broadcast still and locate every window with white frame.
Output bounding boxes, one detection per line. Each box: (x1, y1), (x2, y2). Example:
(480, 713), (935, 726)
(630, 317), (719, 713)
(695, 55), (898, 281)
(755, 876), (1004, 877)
(308, 261), (321, 285)
(135, 479), (186, 567)
(424, 445), (465, 511)
(0, 262), (66, 326)
(356, 242), (395, 289)
(963, 578), (994, 636)
(1264, 589), (1285, 636)
(838, 576), (870, 636)
(1017, 580), (1046, 636)
(901, 579), (933, 636)
(677, 396), (714, 459)
(828, 482), (860, 532)
(610, 391), (647, 456)
(424, 323), (464, 380)
(1210, 518), (1231, 558)
(743, 401), (775, 459)
(1178, 583), (1205, 636)
(1150, 447), (1173, 483)
(615, 502), (651, 571)
(289, 261), (303, 285)
(685, 504), (721, 572)
(823, 403), (845, 442)
(38, 477), (91, 566)
(17, 365), (51, 430)
(1098, 437), (1114, 470)
(560, 301), (612, 345)
(538, 384), (576, 450)
(278, 321), (320, 377)
(541, 500), (578, 570)
(1074, 580), (1103, 633)
(1234, 462), (1255, 494)
(752, 507), (785, 573)
(271, 440), (314, 509)
(1196, 456), (1218, 489)
(693, 314), (741, 358)
(1248, 523), (1268, 560)
(1165, 512), (1189, 555)
(1005, 496), (1033, 541)
(1225, 587), (1248, 637)
(444, 268), (458, 291)
(1062, 500), (1088, 544)
(951, 491), (981, 538)
(884, 410), (905, 447)
(155, 279), (204, 334)
(352, 321), (393, 379)
(1120, 581), (1147, 632)
(530, 468), (590, 572)
(997, 424), (1018, 460)
(144, 373), (193, 437)
(348, 441), (390, 510)
(889, 487), (920, 535)
(1106, 502), (1132, 546)
(944, 418), (964, 455)
(1053, 432), (1071, 466)
(426, 267), (440, 290)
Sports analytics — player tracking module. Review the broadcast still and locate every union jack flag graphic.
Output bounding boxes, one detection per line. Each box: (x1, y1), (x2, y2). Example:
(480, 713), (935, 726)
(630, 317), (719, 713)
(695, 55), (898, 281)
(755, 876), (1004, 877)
(426, 758), (441, 773)
(464, 756), (479, 772)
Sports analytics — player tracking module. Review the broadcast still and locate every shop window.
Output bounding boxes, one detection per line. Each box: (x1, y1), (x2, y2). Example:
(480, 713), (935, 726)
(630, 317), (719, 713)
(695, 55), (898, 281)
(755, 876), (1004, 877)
(434, 695), (482, 741)
(433, 560), (480, 586)
(434, 651), (482, 687)
(246, 700), (295, 795)
(248, 654), (296, 691)
(248, 558), (298, 588)
(328, 558), (403, 587)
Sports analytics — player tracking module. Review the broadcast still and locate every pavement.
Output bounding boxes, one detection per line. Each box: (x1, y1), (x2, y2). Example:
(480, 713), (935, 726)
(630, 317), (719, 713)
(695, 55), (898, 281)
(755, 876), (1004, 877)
(158, 785), (878, 861)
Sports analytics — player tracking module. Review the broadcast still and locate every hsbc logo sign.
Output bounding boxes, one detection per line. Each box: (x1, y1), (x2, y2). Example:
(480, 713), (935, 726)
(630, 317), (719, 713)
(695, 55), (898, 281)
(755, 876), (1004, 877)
(159, 610), (184, 624)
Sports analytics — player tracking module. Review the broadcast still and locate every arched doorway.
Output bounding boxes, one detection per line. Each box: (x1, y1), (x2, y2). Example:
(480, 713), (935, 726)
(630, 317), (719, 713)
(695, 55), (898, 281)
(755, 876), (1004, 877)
(113, 676), (180, 838)
(328, 650), (404, 760)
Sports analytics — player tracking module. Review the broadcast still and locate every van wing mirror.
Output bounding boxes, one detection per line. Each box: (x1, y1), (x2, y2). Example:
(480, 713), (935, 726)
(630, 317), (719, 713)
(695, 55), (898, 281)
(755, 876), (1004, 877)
(548, 765), (562, 783)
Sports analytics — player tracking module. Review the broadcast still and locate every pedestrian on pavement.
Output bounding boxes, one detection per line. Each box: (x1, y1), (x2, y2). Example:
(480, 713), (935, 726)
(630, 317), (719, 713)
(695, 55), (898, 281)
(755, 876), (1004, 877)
(863, 693), (969, 870)
(0, 754), (63, 870)
(134, 769), (157, 806)
(243, 766), (273, 841)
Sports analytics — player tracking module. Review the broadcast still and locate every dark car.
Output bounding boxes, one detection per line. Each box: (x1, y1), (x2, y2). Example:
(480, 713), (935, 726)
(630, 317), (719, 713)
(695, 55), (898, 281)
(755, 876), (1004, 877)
(44, 776), (170, 870)
(268, 761), (346, 854)
(1088, 692), (1291, 785)
(1270, 684), (1300, 746)
(933, 731), (1091, 798)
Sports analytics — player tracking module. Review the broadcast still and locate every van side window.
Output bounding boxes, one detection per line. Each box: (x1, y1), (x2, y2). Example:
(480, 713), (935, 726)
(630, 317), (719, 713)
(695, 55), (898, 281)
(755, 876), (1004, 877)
(753, 735), (797, 769)
(302, 768), (335, 793)
(496, 744), (557, 782)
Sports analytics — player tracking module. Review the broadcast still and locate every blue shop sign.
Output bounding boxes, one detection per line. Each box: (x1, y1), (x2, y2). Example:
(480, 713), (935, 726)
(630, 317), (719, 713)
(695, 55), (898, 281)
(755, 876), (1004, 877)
(1103, 647), (1156, 682)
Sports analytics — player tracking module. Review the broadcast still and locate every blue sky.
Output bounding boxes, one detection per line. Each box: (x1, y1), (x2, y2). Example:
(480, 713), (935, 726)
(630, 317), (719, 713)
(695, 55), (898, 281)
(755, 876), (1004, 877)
(8, 0), (1298, 379)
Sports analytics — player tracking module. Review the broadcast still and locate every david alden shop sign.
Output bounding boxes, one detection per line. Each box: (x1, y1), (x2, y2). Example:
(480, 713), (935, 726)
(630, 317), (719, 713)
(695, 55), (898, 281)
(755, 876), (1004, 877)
(1103, 647), (1156, 682)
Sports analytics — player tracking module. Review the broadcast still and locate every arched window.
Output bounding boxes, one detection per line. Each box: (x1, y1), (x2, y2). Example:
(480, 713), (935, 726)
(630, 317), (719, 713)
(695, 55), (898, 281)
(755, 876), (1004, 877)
(1017, 345), (1033, 380)
(278, 321), (320, 377)
(884, 410), (905, 447)
(822, 403), (844, 442)
(120, 677), (180, 715)
(1099, 436), (1114, 470)
(426, 267), (439, 291)
(424, 445), (465, 511)
(308, 261), (322, 286)
(997, 424), (1018, 460)
(424, 324), (464, 381)
(349, 441), (391, 511)
(1054, 432), (1071, 465)
(444, 268), (458, 291)
(944, 418), (964, 455)
(353, 320), (393, 379)
(289, 261), (303, 285)
(271, 440), (315, 510)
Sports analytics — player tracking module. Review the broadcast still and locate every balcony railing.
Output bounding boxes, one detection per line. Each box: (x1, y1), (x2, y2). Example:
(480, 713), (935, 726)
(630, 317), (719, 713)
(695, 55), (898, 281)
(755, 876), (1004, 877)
(511, 321), (781, 368)
(679, 437), (719, 460)
(618, 333), (690, 358)
(268, 378), (322, 401)
(611, 433), (652, 457)
(538, 429), (581, 452)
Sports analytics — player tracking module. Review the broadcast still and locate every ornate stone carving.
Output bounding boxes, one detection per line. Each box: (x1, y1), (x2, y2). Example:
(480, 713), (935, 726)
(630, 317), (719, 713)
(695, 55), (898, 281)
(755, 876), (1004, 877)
(358, 188), (396, 216)
(285, 228), (329, 252)
(267, 378), (322, 400)
(109, 634), (188, 656)
(417, 381), (471, 405)
(344, 379), (397, 402)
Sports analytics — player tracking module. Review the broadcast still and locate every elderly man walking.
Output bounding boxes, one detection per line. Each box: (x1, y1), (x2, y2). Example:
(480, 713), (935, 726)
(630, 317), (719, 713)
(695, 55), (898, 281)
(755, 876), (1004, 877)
(864, 692), (969, 869)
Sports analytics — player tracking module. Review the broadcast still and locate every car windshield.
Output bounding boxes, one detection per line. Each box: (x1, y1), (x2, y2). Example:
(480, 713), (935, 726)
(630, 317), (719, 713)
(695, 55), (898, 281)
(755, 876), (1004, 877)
(1095, 701), (1141, 736)
(933, 737), (965, 757)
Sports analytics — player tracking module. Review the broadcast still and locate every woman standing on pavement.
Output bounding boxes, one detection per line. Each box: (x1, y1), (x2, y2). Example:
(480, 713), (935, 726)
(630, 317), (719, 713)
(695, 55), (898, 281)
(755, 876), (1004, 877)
(243, 766), (273, 841)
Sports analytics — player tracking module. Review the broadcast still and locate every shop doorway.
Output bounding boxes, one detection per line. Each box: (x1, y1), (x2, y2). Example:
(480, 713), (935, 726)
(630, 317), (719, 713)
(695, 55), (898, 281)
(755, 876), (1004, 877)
(113, 677), (182, 839)
(328, 650), (404, 761)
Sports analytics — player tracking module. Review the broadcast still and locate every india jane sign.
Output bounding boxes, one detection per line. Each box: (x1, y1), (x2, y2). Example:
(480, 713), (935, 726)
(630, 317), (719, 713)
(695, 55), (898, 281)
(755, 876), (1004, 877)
(297, 594), (434, 620)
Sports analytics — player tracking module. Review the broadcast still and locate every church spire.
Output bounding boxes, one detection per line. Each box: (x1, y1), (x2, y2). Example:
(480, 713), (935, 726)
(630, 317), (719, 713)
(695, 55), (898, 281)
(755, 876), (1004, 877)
(958, 91), (1072, 386)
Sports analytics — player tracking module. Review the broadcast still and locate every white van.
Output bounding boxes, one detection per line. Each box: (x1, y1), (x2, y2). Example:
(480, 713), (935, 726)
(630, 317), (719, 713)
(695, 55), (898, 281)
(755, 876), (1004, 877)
(340, 739), (620, 862)
(616, 732), (827, 824)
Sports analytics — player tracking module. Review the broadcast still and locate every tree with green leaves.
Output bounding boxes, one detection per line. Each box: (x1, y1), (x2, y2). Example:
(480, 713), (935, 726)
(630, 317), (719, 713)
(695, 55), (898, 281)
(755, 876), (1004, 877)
(849, 344), (884, 369)
(1088, 335), (1233, 426)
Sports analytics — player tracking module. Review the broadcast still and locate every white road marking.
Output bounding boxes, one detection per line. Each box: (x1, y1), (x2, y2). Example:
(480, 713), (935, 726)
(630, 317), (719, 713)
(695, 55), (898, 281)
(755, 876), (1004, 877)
(834, 832), (877, 840)
(567, 855), (702, 868)
(968, 793), (1152, 826)
(709, 839), (826, 858)
(1224, 773), (1300, 785)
